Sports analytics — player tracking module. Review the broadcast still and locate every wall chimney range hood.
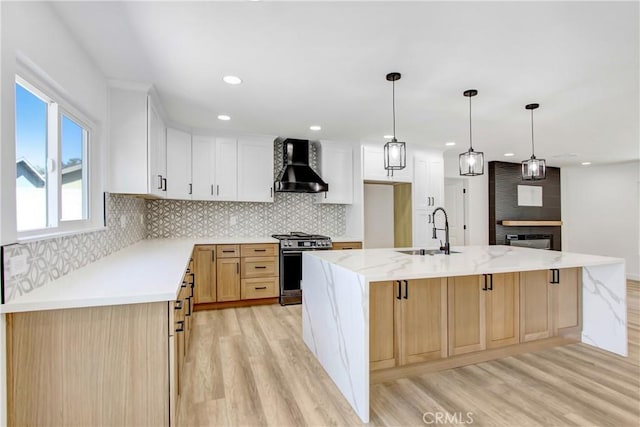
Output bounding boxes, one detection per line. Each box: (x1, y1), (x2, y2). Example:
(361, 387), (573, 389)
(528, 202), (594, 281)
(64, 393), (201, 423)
(274, 139), (329, 193)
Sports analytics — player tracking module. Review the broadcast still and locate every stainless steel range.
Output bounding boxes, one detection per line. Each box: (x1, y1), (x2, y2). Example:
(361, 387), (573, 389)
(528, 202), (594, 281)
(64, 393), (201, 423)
(271, 232), (333, 305)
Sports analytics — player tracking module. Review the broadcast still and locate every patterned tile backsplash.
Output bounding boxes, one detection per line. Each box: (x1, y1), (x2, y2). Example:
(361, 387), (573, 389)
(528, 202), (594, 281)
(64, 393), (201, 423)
(146, 192), (346, 238)
(2, 194), (146, 303)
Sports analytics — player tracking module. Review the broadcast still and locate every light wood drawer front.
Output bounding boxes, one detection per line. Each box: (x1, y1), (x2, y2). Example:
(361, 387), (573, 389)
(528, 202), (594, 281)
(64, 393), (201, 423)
(241, 277), (279, 300)
(332, 241), (362, 250)
(241, 243), (278, 257)
(217, 245), (240, 258)
(242, 257), (278, 278)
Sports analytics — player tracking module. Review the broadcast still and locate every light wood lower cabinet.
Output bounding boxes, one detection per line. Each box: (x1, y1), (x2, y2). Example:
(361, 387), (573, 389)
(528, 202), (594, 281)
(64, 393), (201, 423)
(448, 275), (486, 356)
(554, 268), (582, 336)
(369, 278), (447, 370)
(486, 272), (520, 349)
(241, 256), (278, 278)
(194, 245), (216, 303)
(332, 241), (363, 250)
(241, 277), (279, 299)
(217, 257), (241, 301)
(520, 270), (554, 342)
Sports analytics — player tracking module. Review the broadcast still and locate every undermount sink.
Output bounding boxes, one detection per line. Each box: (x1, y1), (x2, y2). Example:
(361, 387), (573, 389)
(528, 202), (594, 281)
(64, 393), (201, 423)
(396, 249), (460, 256)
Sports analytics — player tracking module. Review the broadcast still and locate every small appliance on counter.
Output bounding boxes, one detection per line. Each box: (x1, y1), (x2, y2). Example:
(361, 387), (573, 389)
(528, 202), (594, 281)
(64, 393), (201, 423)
(271, 232), (333, 305)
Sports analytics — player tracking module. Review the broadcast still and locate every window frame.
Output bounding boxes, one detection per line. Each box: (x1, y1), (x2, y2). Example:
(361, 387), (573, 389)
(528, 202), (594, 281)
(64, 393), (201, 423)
(15, 73), (100, 240)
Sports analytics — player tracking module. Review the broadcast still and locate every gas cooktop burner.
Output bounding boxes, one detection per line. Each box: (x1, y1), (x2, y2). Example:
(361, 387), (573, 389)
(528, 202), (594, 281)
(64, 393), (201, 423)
(271, 232), (331, 240)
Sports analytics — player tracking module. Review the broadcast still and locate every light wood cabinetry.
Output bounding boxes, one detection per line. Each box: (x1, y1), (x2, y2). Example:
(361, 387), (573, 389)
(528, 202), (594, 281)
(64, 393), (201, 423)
(241, 243), (278, 257)
(217, 257), (241, 302)
(194, 245), (216, 304)
(316, 141), (354, 204)
(107, 85), (167, 197)
(520, 270), (554, 342)
(241, 277), (279, 299)
(554, 268), (582, 336)
(241, 256), (278, 278)
(485, 272), (520, 349)
(332, 241), (363, 250)
(369, 278), (447, 370)
(448, 275), (486, 356)
(237, 136), (274, 202)
(217, 244), (240, 258)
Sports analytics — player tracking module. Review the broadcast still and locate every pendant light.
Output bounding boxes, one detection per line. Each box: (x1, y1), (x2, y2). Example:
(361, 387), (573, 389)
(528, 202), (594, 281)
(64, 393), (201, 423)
(459, 89), (484, 176)
(521, 103), (546, 180)
(383, 72), (406, 175)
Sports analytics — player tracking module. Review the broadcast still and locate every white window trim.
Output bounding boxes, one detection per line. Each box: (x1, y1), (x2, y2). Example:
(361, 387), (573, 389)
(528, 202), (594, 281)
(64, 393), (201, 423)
(14, 64), (104, 242)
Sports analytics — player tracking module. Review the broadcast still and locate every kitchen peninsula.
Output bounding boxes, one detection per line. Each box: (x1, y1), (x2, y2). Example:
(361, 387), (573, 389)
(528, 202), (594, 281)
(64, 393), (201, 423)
(301, 245), (627, 423)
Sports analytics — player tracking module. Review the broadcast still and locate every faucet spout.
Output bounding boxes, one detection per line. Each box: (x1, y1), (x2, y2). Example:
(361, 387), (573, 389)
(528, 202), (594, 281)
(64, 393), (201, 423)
(431, 207), (451, 255)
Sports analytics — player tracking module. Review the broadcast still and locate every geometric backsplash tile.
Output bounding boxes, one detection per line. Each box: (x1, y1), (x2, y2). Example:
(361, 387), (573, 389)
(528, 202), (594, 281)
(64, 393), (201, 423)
(2, 193), (147, 303)
(146, 192), (346, 239)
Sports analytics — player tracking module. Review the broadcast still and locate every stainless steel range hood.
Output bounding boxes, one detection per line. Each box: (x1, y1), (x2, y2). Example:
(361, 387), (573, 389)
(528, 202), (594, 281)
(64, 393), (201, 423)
(274, 139), (328, 193)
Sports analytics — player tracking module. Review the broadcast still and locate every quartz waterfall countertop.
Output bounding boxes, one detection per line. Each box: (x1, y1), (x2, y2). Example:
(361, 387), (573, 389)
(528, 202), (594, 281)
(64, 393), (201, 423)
(1, 237), (278, 314)
(304, 245), (625, 282)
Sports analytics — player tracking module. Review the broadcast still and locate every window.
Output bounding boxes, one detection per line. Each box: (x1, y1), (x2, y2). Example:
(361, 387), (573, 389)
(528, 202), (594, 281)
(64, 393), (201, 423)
(15, 76), (91, 235)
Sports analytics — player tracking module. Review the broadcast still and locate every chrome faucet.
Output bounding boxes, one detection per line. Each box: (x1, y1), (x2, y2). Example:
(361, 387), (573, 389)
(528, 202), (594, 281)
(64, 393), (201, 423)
(431, 207), (451, 255)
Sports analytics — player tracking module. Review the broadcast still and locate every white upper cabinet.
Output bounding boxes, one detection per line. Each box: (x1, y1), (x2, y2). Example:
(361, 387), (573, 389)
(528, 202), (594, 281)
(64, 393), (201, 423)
(107, 85), (167, 197)
(215, 137), (238, 201)
(316, 141), (353, 204)
(166, 128), (192, 200)
(237, 137), (273, 203)
(191, 135), (215, 200)
(413, 151), (445, 247)
(362, 145), (412, 183)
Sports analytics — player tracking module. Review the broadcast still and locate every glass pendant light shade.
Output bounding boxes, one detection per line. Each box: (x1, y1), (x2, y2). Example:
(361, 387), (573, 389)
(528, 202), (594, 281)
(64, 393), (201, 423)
(384, 138), (406, 170)
(384, 72), (406, 172)
(521, 103), (546, 180)
(459, 148), (485, 176)
(459, 89), (484, 176)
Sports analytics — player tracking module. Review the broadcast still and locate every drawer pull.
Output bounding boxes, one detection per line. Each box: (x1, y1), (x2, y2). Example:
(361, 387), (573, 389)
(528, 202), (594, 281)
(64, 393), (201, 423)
(255, 286), (268, 290)
(222, 250), (235, 253)
(254, 249), (266, 252)
(254, 266), (267, 269)
(174, 300), (183, 310)
(176, 320), (185, 333)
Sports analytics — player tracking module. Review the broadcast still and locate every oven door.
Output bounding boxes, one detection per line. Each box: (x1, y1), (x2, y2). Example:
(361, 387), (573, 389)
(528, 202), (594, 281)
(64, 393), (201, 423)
(280, 250), (303, 294)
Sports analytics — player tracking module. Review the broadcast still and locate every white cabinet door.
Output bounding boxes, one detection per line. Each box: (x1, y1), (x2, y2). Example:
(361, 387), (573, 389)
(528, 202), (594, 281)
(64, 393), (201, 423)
(317, 142), (353, 204)
(413, 152), (445, 248)
(414, 156), (429, 210)
(429, 158), (444, 209)
(237, 137), (274, 203)
(148, 99), (166, 197)
(191, 135), (215, 201)
(363, 145), (412, 183)
(166, 128), (192, 200)
(214, 137), (237, 201)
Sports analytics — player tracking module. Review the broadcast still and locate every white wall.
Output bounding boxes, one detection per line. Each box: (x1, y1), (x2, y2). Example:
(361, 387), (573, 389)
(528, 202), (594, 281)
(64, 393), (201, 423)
(562, 161), (640, 280)
(0, 1), (107, 243)
(444, 152), (489, 245)
(364, 183), (394, 248)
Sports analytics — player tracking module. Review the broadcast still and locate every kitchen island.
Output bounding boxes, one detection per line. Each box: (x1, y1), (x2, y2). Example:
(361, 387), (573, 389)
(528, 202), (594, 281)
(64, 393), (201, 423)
(301, 245), (626, 423)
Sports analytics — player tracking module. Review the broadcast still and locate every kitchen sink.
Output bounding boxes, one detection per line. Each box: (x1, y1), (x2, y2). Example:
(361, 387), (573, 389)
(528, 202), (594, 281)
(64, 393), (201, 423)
(396, 249), (460, 256)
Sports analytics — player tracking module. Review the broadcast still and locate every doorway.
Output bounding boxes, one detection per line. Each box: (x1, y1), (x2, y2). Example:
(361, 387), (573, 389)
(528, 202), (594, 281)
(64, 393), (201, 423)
(364, 182), (412, 248)
(444, 178), (467, 245)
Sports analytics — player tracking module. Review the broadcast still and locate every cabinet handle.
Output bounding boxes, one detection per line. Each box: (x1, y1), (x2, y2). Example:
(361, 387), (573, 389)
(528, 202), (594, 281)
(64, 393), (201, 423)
(222, 249), (235, 253)
(211, 251), (215, 262)
(488, 274), (493, 291)
(217, 185), (220, 196)
(428, 214), (432, 224)
(162, 177), (167, 191)
(211, 184), (214, 196)
(181, 281), (187, 288)
(482, 274), (488, 291)
(157, 174), (163, 190)
(254, 266), (267, 269)
(175, 320), (185, 333)
(186, 297), (191, 316)
(174, 300), (183, 310)
(270, 187), (273, 198)
(254, 249), (266, 252)
(237, 262), (239, 274)
(255, 286), (267, 290)
(188, 183), (193, 195)
(396, 280), (402, 300)
(550, 269), (560, 284)
(403, 280), (408, 299)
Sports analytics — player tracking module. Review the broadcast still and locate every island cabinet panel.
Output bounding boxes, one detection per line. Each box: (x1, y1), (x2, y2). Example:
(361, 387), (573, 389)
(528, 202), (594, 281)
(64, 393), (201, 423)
(369, 281), (397, 370)
(217, 257), (241, 301)
(194, 245), (217, 303)
(485, 272), (520, 349)
(554, 267), (582, 336)
(448, 275), (486, 356)
(400, 278), (448, 364)
(6, 302), (170, 426)
(520, 270), (554, 342)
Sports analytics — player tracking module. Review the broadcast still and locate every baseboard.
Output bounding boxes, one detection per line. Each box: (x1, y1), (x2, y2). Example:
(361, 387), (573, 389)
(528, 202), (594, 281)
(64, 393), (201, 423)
(194, 297), (278, 311)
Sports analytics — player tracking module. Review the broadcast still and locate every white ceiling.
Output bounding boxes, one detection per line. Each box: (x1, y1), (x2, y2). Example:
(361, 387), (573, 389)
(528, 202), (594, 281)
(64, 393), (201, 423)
(51, 1), (639, 166)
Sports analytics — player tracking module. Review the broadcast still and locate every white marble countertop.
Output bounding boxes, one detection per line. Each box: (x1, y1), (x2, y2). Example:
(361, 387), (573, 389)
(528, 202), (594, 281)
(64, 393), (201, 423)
(1, 237), (278, 313)
(305, 245), (625, 282)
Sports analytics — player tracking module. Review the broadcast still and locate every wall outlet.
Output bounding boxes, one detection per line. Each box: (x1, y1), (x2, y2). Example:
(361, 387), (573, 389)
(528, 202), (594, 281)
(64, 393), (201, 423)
(229, 216), (237, 226)
(9, 254), (28, 277)
(120, 215), (127, 228)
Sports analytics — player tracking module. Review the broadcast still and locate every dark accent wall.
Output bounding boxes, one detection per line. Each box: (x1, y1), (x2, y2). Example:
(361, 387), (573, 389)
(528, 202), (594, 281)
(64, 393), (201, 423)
(489, 161), (562, 250)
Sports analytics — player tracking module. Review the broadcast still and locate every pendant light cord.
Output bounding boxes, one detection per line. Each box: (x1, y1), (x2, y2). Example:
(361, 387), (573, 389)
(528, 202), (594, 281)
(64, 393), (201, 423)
(468, 95), (473, 150)
(530, 108), (535, 157)
(392, 80), (396, 139)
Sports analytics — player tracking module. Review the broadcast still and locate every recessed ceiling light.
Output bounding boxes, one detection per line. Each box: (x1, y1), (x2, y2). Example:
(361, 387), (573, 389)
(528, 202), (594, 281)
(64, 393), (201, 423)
(581, 161), (592, 166)
(217, 114), (231, 121)
(383, 134), (394, 139)
(223, 75), (242, 85)
(445, 142), (456, 146)
(309, 125), (322, 131)
(504, 153), (515, 157)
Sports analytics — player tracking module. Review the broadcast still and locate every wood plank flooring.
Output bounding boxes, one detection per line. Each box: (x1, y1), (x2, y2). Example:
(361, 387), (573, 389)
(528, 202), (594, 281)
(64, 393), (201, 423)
(177, 281), (640, 426)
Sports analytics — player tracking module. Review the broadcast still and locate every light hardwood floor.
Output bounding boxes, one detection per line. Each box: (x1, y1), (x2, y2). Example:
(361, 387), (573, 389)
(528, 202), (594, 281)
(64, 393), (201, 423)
(177, 281), (640, 426)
